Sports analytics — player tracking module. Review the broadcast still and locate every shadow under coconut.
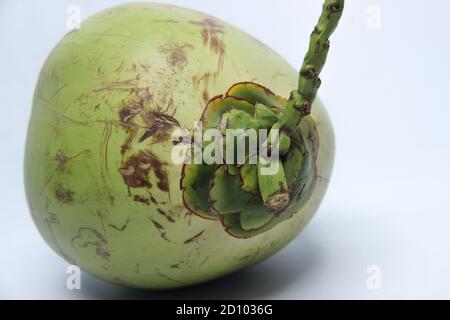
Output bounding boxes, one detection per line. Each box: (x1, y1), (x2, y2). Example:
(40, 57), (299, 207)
(78, 234), (323, 300)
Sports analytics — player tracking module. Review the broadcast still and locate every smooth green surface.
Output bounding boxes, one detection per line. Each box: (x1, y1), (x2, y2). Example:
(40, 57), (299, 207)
(25, 3), (335, 289)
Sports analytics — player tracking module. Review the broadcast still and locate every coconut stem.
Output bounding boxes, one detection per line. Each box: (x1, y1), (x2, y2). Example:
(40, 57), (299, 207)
(281, 0), (344, 130)
(260, 0), (344, 209)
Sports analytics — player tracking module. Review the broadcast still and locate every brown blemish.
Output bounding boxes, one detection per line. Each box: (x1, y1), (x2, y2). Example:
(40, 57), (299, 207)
(118, 89), (178, 156)
(140, 64), (150, 73)
(156, 272), (183, 284)
(112, 277), (124, 284)
(133, 195), (151, 205)
(192, 72), (212, 104)
(238, 255), (252, 261)
(100, 122), (114, 205)
(115, 60), (126, 73)
(184, 230), (205, 244)
(202, 90), (209, 103)
(170, 262), (183, 269)
(139, 111), (180, 144)
(71, 227), (110, 261)
(116, 87), (152, 149)
(55, 149), (91, 172)
(121, 134), (135, 156)
(157, 208), (175, 223)
(45, 212), (60, 225)
(152, 19), (179, 24)
(55, 150), (69, 171)
(149, 218), (171, 243)
(96, 210), (106, 232)
(55, 184), (74, 204)
(96, 247), (111, 260)
(151, 219), (164, 231)
(108, 219), (130, 232)
(159, 43), (194, 70)
(189, 18), (226, 74)
(94, 79), (140, 93)
(150, 194), (158, 205)
(119, 150), (169, 193)
(135, 262), (142, 274)
(119, 103), (142, 124)
(199, 256), (210, 267)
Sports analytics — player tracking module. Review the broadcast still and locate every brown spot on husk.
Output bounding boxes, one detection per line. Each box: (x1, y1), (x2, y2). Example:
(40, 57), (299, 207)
(157, 208), (175, 223)
(133, 195), (151, 205)
(139, 111), (180, 144)
(119, 103), (142, 124)
(152, 19), (179, 24)
(55, 149), (91, 172)
(108, 219), (130, 232)
(118, 89), (179, 155)
(71, 227), (110, 261)
(189, 18), (226, 74)
(119, 150), (169, 193)
(159, 43), (194, 70)
(96, 247), (111, 260)
(184, 230), (205, 244)
(55, 150), (69, 171)
(55, 184), (74, 204)
(150, 194), (158, 205)
(149, 218), (171, 243)
(118, 89), (152, 155)
(192, 72), (212, 103)
(202, 90), (209, 103)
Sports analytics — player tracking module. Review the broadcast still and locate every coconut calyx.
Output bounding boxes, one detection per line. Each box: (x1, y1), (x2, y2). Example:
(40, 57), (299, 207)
(181, 0), (344, 237)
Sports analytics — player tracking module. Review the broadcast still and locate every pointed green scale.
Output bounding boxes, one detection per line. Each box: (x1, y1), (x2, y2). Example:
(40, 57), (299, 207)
(221, 110), (254, 166)
(283, 144), (305, 186)
(220, 109), (256, 132)
(239, 198), (274, 231)
(226, 164), (240, 176)
(181, 163), (217, 219)
(299, 116), (320, 159)
(201, 96), (255, 130)
(254, 103), (279, 127)
(286, 136), (316, 204)
(227, 82), (287, 109)
(257, 158), (289, 206)
(210, 166), (253, 214)
(239, 162), (258, 194)
(278, 132), (291, 155)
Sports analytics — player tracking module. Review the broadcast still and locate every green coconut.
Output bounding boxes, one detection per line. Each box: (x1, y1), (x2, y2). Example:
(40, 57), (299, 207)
(25, 1), (343, 289)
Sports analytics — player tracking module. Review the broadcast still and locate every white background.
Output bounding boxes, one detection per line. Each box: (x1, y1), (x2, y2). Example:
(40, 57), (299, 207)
(1, 0), (449, 299)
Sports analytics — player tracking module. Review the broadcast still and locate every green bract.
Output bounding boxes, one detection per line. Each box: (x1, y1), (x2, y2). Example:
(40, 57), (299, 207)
(25, 1), (343, 289)
(181, 82), (318, 238)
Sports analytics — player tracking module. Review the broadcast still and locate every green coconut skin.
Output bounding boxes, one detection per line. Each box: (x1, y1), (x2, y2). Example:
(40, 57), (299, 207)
(25, 3), (336, 289)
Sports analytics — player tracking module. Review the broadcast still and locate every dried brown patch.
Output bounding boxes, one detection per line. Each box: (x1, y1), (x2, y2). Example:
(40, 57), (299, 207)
(157, 208), (175, 223)
(139, 111), (180, 144)
(184, 230), (205, 244)
(55, 184), (74, 204)
(189, 18), (226, 74)
(149, 218), (171, 243)
(133, 194), (151, 205)
(152, 19), (179, 24)
(71, 227), (110, 261)
(108, 219), (131, 232)
(159, 43), (194, 70)
(119, 150), (169, 193)
(192, 72), (212, 104)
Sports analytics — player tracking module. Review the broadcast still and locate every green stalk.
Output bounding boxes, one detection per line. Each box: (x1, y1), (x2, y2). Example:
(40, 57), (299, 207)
(282, 0), (344, 129)
(258, 0), (344, 208)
